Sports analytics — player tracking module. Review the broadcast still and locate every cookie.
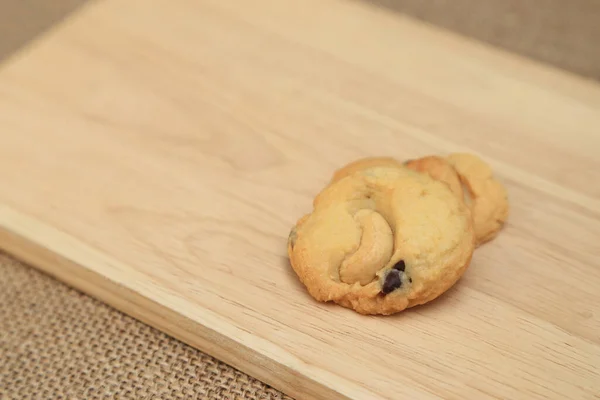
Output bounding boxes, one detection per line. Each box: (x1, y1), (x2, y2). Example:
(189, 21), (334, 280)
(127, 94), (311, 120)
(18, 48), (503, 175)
(446, 153), (509, 245)
(287, 166), (475, 315)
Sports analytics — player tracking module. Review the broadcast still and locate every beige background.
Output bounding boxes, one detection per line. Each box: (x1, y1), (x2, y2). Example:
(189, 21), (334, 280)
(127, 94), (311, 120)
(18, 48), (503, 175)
(1, 1), (599, 399)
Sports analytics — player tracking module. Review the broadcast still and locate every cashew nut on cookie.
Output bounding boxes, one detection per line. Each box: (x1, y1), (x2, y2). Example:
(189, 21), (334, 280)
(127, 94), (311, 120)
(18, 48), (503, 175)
(287, 166), (475, 315)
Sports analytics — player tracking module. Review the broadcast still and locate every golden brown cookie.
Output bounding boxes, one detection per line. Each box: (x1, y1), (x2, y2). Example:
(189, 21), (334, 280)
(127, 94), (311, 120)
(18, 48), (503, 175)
(287, 166), (475, 315)
(445, 153), (509, 246)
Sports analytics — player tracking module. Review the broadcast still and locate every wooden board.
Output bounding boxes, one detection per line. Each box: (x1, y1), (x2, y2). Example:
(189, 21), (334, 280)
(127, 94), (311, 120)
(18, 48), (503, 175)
(1, 0), (599, 398)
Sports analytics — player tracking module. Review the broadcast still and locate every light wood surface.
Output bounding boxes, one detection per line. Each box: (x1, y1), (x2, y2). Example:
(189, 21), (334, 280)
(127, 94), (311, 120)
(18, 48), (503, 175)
(1, 0), (599, 398)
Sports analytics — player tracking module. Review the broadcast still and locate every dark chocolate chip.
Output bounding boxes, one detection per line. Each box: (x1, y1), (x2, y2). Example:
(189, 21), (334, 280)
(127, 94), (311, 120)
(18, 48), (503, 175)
(392, 260), (406, 272)
(381, 270), (402, 294)
(409, 277), (413, 283)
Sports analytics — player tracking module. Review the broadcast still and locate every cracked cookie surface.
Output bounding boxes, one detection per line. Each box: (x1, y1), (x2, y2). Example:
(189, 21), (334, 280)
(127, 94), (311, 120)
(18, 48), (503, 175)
(287, 166), (475, 315)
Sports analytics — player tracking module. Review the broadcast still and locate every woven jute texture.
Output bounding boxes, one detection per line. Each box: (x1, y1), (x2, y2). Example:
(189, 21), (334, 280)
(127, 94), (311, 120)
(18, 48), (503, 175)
(0, 254), (292, 400)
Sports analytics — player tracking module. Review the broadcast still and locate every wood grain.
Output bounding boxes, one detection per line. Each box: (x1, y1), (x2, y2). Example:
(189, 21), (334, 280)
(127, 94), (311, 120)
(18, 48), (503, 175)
(0, 0), (599, 398)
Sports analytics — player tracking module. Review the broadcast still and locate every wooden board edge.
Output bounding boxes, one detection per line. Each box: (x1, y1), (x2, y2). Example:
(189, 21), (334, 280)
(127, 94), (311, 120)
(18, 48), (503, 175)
(0, 204), (366, 400)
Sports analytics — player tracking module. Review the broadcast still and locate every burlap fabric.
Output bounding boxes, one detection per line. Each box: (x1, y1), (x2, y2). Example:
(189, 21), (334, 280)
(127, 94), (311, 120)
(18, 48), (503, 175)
(1, 0), (599, 399)
(0, 254), (292, 400)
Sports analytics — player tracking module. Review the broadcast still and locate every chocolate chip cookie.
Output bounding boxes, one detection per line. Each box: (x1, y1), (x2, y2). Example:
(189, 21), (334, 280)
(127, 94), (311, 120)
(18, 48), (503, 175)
(287, 166), (475, 315)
